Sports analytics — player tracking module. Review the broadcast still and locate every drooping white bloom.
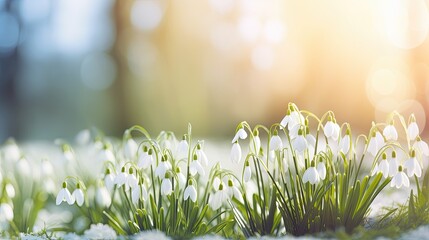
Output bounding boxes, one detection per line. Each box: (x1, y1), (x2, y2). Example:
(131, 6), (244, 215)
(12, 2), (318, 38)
(16, 157), (31, 176)
(114, 167), (128, 187)
(316, 162), (326, 180)
(56, 182), (75, 205)
(5, 183), (15, 198)
(72, 184), (85, 207)
(96, 186), (111, 207)
(213, 177), (221, 191)
(176, 167), (187, 188)
(184, 183), (197, 202)
(83, 223), (117, 240)
(227, 179), (243, 202)
(97, 148), (115, 163)
(104, 169), (115, 192)
(176, 137), (189, 160)
(132, 183), (148, 204)
(232, 128), (248, 143)
(190, 155), (205, 176)
(124, 138), (138, 159)
(280, 110), (304, 131)
(306, 132), (316, 149)
(375, 131), (385, 149)
(138, 148), (154, 169)
(250, 133), (261, 154)
(339, 134), (351, 154)
(196, 143), (209, 166)
(243, 163), (251, 182)
(41, 159), (54, 177)
(407, 120), (419, 141)
(302, 166), (320, 184)
(0, 203), (13, 222)
(231, 142), (242, 163)
(404, 151), (422, 178)
(209, 183), (229, 210)
(383, 124), (398, 141)
(391, 166), (410, 188)
(269, 132), (283, 151)
(413, 137), (429, 157)
(378, 153), (390, 178)
(292, 130), (307, 154)
(3, 139), (20, 162)
(367, 133), (379, 157)
(324, 120), (340, 141)
(155, 157), (172, 179)
(161, 177), (173, 196)
(389, 151), (399, 177)
(63, 149), (75, 163)
(126, 169), (138, 189)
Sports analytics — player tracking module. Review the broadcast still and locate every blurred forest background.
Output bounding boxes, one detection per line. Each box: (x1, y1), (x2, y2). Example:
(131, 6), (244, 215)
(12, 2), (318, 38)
(1, 0), (429, 141)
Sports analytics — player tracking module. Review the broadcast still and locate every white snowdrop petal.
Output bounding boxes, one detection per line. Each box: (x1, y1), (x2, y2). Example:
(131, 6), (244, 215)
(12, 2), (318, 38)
(270, 135), (283, 151)
(317, 163), (326, 180)
(243, 166), (251, 182)
(408, 122), (419, 140)
(230, 142), (242, 163)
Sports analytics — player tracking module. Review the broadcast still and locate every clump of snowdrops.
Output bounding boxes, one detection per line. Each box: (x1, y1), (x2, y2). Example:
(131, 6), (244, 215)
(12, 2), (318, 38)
(1, 102), (429, 239)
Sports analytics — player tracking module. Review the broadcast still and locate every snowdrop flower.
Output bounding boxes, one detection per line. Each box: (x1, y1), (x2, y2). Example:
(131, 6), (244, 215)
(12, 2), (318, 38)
(132, 182), (148, 204)
(126, 168), (138, 189)
(302, 162), (320, 185)
(339, 129), (351, 154)
(305, 127), (316, 149)
(104, 168), (115, 192)
(243, 161), (251, 182)
(84, 223), (117, 240)
(280, 108), (304, 131)
(292, 129), (308, 154)
(231, 142), (242, 163)
(5, 183), (15, 198)
(62, 145), (75, 163)
(124, 138), (138, 159)
(176, 136), (189, 160)
(317, 162), (326, 180)
(56, 182), (75, 205)
(2, 139), (20, 162)
(324, 117), (340, 141)
(41, 159), (54, 177)
(249, 130), (261, 154)
(72, 183), (85, 207)
(232, 127), (248, 143)
(190, 154), (205, 176)
(209, 183), (229, 210)
(155, 155), (172, 179)
(96, 186), (111, 207)
(377, 153), (390, 178)
(367, 132), (379, 157)
(404, 150), (422, 178)
(375, 130), (385, 149)
(0, 203), (13, 222)
(383, 122), (398, 141)
(97, 147), (115, 163)
(138, 148), (154, 169)
(269, 130), (283, 151)
(413, 136), (429, 157)
(196, 143), (209, 166)
(184, 181), (197, 202)
(391, 165), (410, 188)
(114, 167), (128, 187)
(227, 179), (243, 202)
(389, 151), (399, 177)
(16, 157), (31, 176)
(161, 174), (173, 196)
(175, 167), (186, 188)
(407, 116), (419, 140)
